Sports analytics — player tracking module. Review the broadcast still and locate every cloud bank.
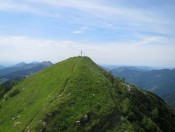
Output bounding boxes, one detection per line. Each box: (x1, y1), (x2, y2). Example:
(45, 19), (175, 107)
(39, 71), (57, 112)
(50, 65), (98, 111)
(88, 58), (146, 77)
(0, 0), (175, 67)
(0, 36), (174, 67)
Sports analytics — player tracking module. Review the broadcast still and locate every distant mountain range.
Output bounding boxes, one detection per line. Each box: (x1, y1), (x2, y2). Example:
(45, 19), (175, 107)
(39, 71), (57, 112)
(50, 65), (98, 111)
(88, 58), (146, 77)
(0, 61), (53, 84)
(102, 65), (164, 71)
(109, 66), (175, 108)
(0, 65), (5, 70)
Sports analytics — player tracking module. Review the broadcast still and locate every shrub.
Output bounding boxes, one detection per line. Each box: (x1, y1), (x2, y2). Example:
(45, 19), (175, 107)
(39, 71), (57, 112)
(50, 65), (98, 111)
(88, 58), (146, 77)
(9, 89), (20, 97)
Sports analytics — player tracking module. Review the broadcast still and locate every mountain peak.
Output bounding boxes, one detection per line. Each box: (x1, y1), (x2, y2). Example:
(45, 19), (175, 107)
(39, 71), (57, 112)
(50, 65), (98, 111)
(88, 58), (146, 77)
(41, 61), (52, 66)
(0, 56), (175, 131)
(13, 62), (26, 67)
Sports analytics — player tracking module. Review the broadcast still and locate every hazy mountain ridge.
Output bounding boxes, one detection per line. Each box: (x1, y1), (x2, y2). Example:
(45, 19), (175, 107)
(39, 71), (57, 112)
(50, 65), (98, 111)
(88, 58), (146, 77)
(0, 65), (5, 70)
(110, 67), (175, 108)
(0, 57), (174, 131)
(0, 61), (53, 84)
(102, 65), (165, 71)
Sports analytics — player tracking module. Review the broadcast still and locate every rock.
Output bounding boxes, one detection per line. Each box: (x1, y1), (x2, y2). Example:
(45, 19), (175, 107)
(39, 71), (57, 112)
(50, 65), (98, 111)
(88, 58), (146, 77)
(75, 112), (93, 126)
(14, 122), (20, 127)
(75, 120), (81, 125)
(83, 114), (88, 122)
(81, 112), (92, 124)
(42, 121), (47, 127)
(47, 112), (53, 117)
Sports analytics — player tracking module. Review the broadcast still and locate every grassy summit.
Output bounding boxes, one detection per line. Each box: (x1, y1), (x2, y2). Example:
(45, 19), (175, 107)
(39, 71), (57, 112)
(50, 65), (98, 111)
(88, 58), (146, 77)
(0, 56), (175, 131)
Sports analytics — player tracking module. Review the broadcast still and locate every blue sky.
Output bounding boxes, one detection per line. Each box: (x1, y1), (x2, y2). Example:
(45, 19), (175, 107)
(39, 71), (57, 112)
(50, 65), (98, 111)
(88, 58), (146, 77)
(0, 0), (175, 67)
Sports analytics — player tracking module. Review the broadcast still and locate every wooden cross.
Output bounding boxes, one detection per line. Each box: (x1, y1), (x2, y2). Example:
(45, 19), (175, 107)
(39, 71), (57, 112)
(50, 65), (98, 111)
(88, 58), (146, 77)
(81, 50), (83, 56)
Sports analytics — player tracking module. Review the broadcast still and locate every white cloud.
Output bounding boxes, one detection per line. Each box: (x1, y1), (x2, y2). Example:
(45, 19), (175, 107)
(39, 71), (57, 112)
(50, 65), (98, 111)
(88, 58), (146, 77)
(31, 0), (170, 27)
(0, 1), (174, 67)
(73, 26), (87, 34)
(0, 0), (172, 32)
(132, 37), (174, 46)
(0, 36), (175, 67)
(0, 1), (36, 13)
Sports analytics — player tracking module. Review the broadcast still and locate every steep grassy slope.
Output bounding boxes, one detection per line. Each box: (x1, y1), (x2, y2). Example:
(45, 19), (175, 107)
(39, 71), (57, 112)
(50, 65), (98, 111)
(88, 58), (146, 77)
(0, 57), (175, 131)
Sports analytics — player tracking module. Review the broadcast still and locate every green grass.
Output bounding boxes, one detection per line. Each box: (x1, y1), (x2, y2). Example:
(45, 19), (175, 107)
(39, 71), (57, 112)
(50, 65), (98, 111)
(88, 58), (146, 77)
(0, 56), (175, 131)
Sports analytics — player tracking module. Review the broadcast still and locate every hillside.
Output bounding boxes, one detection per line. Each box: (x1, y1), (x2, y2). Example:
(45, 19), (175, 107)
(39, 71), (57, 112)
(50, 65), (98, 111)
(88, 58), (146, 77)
(102, 65), (157, 71)
(163, 92), (175, 109)
(110, 67), (175, 109)
(0, 57), (175, 131)
(111, 67), (175, 96)
(0, 61), (52, 84)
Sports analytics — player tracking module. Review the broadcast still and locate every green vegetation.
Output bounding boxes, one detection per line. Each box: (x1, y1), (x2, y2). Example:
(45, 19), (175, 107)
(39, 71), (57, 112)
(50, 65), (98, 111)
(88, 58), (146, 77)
(8, 89), (20, 97)
(0, 56), (175, 131)
(111, 67), (175, 96)
(111, 67), (175, 109)
(0, 80), (19, 99)
(163, 92), (175, 109)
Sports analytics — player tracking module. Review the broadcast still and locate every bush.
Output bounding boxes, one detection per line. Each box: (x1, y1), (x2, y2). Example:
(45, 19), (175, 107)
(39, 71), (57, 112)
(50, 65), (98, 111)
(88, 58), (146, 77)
(9, 89), (20, 97)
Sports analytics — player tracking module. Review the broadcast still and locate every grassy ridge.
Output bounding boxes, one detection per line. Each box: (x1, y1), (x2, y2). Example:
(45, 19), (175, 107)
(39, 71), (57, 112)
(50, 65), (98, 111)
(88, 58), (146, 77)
(0, 56), (175, 131)
(0, 57), (118, 131)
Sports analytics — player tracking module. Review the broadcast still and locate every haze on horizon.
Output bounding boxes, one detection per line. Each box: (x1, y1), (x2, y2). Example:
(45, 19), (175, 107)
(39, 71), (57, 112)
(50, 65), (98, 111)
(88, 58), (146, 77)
(0, 0), (175, 67)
